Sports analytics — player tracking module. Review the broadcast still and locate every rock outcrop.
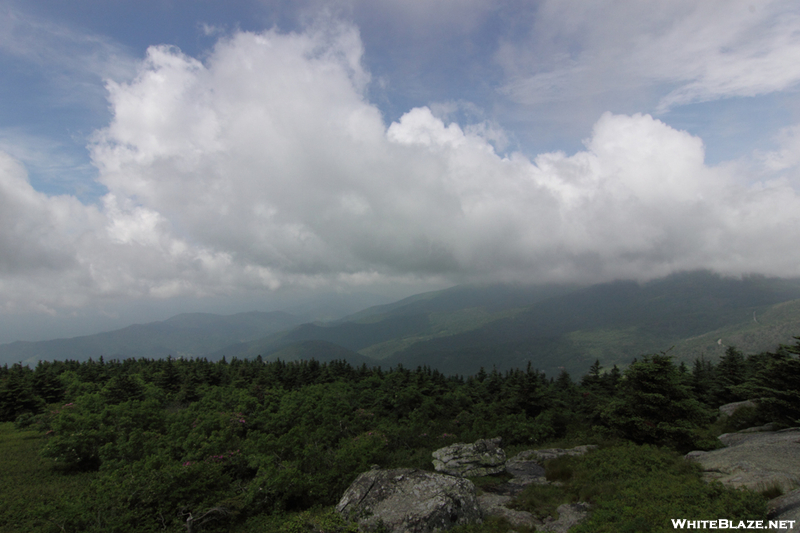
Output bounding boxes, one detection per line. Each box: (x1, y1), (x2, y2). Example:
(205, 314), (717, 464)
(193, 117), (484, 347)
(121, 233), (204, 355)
(718, 400), (759, 418)
(337, 441), (596, 533)
(477, 445), (596, 531)
(488, 445), (596, 498)
(687, 427), (800, 531)
(509, 445), (598, 464)
(476, 493), (536, 529)
(538, 503), (592, 533)
(475, 493), (590, 533)
(336, 468), (482, 533)
(432, 437), (506, 477)
(686, 428), (800, 493)
(768, 488), (800, 532)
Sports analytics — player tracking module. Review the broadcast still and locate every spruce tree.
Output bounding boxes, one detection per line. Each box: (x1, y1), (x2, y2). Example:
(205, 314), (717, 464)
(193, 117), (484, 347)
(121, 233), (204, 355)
(602, 354), (711, 451)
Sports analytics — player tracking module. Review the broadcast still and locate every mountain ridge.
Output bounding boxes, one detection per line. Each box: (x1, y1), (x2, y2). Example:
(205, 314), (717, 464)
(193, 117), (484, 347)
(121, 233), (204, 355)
(5, 271), (800, 376)
(0, 311), (305, 366)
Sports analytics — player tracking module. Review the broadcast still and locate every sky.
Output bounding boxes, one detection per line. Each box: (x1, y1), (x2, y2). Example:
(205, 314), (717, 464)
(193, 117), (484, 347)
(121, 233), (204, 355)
(1, 0), (800, 343)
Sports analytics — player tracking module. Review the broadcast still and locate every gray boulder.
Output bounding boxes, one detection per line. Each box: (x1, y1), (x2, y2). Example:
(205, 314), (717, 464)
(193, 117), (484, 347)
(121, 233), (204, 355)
(500, 449), (551, 495)
(718, 400), (759, 418)
(538, 503), (592, 533)
(477, 445), (594, 531)
(509, 445), (598, 464)
(686, 428), (800, 493)
(336, 468), (482, 533)
(477, 493), (538, 529)
(432, 437), (506, 477)
(768, 488), (800, 532)
(688, 428), (800, 532)
(477, 494), (591, 532)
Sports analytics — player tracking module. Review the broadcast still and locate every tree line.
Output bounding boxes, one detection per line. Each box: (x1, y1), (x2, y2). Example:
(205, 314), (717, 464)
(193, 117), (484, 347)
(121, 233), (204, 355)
(0, 340), (798, 531)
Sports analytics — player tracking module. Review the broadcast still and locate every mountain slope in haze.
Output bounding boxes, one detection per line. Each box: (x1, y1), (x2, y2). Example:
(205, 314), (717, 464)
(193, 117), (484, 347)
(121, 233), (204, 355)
(382, 271), (800, 376)
(666, 297), (800, 361)
(339, 283), (578, 323)
(207, 283), (579, 361)
(215, 272), (800, 376)
(0, 311), (305, 366)
(265, 340), (375, 366)
(6, 271), (800, 377)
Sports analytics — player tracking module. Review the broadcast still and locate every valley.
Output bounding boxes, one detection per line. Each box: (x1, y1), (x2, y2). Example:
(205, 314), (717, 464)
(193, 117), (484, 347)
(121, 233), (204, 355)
(3, 271), (800, 377)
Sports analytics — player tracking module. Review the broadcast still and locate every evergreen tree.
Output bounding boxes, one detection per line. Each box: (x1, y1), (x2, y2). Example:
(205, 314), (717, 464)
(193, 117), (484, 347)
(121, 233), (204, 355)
(154, 356), (181, 394)
(715, 346), (747, 404)
(602, 354), (711, 451)
(747, 340), (800, 426)
(0, 364), (44, 421)
(101, 372), (145, 404)
(580, 359), (603, 391)
(601, 364), (621, 395)
(690, 357), (717, 406)
(32, 360), (66, 405)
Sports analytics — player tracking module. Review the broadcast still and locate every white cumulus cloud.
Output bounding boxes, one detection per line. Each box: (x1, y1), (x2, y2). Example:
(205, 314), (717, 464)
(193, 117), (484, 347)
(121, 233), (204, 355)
(2, 22), (800, 315)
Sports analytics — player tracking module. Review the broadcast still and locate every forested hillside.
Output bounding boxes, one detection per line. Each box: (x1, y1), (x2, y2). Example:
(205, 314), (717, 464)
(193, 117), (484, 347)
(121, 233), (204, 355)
(1, 338), (798, 532)
(206, 272), (800, 376)
(5, 272), (800, 378)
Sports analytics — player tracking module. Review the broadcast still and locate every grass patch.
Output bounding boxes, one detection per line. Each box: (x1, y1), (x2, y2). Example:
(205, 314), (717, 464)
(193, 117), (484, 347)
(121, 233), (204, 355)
(235, 507), (359, 533)
(508, 483), (569, 520)
(710, 406), (770, 435)
(449, 515), (536, 533)
(544, 455), (575, 483)
(0, 422), (97, 533)
(279, 508), (360, 533)
(469, 472), (513, 494)
(569, 444), (767, 533)
(498, 443), (769, 533)
(757, 481), (785, 500)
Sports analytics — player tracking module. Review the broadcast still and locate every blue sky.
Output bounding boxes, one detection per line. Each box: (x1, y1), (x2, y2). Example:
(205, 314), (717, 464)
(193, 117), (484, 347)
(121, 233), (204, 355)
(1, 0), (800, 342)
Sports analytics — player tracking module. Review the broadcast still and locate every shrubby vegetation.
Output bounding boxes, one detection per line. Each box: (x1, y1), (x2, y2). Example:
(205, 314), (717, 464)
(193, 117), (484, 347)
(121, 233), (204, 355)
(1, 339), (797, 532)
(505, 444), (766, 533)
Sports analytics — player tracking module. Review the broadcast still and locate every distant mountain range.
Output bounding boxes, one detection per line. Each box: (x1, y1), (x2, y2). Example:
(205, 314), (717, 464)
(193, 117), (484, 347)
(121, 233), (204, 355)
(0, 311), (305, 367)
(4, 271), (800, 377)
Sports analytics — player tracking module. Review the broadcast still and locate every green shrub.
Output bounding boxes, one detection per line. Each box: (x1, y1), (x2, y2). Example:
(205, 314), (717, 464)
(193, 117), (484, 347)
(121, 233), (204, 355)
(5, 354), (781, 533)
(509, 482), (569, 519)
(0, 422), (97, 533)
(90, 458), (244, 532)
(278, 508), (360, 533)
(757, 481), (784, 500)
(570, 444), (766, 533)
(13, 412), (35, 430)
(449, 515), (535, 533)
(502, 443), (767, 533)
(711, 405), (768, 435)
(544, 455), (575, 482)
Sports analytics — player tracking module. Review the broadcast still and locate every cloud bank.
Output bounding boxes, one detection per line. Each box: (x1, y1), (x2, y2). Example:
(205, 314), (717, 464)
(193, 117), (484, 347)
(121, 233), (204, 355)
(2, 22), (800, 313)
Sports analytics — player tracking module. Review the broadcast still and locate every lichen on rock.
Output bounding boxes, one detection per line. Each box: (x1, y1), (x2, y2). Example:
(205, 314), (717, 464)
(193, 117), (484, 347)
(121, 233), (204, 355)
(336, 468), (482, 533)
(431, 437), (506, 477)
